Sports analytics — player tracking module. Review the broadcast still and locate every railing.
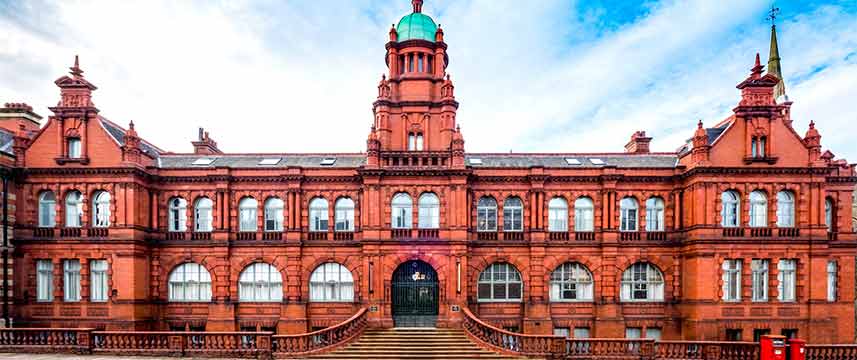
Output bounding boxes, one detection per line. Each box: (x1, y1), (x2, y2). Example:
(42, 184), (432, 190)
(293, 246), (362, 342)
(722, 227), (744, 237)
(236, 232), (257, 241)
(273, 307), (368, 357)
(548, 231), (570, 241)
(750, 227), (772, 237)
(566, 338), (653, 359)
(262, 232), (282, 241)
(646, 231), (667, 241)
(461, 307), (563, 358)
(655, 340), (759, 360)
(34, 227), (55, 237)
(333, 231), (354, 241)
(87, 227), (108, 237)
(0, 328), (93, 353)
(620, 231), (641, 241)
(418, 229), (439, 239)
(778, 228), (800, 237)
(806, 344), (857, 359)
(165, 231), (186, 240)
(575, 231), (595, 241)
(60, 227), (81, 237)
(381, 151), (450, 168)
(477, 231), (498, 241)
(92, 331), (271, 358)
(503, 231), (524, 241)
(191, 231), (212, 240)
(391, 228), (411, 239)
(307, 231), (328, 240)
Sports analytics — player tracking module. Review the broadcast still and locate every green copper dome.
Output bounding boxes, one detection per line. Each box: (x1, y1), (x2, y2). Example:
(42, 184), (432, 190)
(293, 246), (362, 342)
(396, 12), (437, 42)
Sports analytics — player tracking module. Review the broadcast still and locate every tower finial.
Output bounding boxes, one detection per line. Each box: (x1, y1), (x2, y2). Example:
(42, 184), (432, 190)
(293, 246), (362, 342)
(767, 4), (786, 100)
(766, 3), (780, 27)
(69, 55), (84, 77)
(750, 53), (764, 78)
(412, 0), (423, 13)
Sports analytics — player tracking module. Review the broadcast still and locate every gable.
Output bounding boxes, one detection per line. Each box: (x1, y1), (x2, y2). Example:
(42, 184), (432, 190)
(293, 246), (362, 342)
(707, 117), (812, 167)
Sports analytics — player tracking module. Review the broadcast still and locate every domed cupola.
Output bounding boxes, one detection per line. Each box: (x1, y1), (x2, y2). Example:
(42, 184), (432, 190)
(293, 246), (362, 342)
(396, 0), (437, 42)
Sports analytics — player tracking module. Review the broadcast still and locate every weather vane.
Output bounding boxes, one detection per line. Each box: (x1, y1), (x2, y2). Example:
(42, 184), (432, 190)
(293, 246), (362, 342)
(766, 3), (780, 26)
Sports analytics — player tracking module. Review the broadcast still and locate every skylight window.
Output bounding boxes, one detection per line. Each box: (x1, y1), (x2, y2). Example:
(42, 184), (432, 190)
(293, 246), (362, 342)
(192, 158), (215, 165)
(565, 158), (581, 165)
(469, 158), (483, 165)
(589, 158), (605, 165)
(259, 158), (281, 165)
(320, 157), (337, 166)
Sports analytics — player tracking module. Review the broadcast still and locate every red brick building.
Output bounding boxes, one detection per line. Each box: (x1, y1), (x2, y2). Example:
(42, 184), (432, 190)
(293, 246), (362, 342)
(7, 0), (857, 344)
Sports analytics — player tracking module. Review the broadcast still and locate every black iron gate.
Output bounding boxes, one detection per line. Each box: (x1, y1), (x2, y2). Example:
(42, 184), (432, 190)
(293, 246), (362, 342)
(391, 260), (439, 327)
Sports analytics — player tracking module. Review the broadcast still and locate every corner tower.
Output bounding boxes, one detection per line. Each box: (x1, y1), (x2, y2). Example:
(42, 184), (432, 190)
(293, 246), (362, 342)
(368, 0), (463, 168)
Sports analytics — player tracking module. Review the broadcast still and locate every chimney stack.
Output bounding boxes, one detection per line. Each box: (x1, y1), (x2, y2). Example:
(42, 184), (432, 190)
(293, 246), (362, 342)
(624, 131), (652, 153)
(192, 127), (222, 154)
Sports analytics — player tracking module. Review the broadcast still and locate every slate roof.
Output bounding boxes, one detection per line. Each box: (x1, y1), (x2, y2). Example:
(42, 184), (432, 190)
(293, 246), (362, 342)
(158, 154), (367, 168)
(465, 154), (678, 168)
(99, 118), (163, 158)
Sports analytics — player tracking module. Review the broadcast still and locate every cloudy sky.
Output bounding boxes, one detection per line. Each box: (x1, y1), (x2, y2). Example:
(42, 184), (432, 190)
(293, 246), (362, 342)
(1, 0), (855, 160)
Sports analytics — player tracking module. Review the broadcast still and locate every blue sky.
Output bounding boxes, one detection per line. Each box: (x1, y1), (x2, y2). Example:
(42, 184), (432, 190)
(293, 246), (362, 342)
(0, 0), (855, 161)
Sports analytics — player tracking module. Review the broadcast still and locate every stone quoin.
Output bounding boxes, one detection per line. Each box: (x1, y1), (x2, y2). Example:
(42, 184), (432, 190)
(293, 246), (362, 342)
(4, 0), (857, 345)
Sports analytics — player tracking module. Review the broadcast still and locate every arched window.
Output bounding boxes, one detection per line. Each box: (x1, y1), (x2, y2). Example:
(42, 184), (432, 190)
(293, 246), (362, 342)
(168, 263), (212, 302)
(334, 198), (355, 232)
(309, 263), (354, 302)
(92, 191), (111, 228)
(574, 197), (594, 232)
(645, 197), (664, 232)
(239, 263), (283, 302)
(476, 197), (497, 232)
(309, 198), (329, 232)
(38, 191), (56, 228)
(168, 197), (188, 232)
(721, 191), (740, 228)
(477, 263), (522, 302)
(749, 191), (768, 228)
(548, 197), (568, 232)
(503, 197), (523, 232)
(418, 193), (440, 229)
(264, 197), (284, 232)
(238, 197), (258, 232)
(620, 197), (639, 232)
(825, 198), (834, 232)
(776, 191), (795, 228)
(65, 191), (83, 228)
(620, 262), (664, 302)
(391, 193), (413, 229)
(550, 262), (593, 301)
(194, 198), (213, 232)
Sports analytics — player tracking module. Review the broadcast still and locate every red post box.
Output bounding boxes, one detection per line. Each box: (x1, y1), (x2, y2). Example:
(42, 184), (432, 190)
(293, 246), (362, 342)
(787, 338), (806, 360)
(760, 335), (788, 360)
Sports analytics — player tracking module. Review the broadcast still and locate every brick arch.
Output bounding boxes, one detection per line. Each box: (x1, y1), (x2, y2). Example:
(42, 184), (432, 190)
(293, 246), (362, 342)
(468, 254), (528, 283)
(231, 259), (286, 300)
(158, 256), (218, 301)
(542, 256), (597, 281)
(383, 253), (449, 284)
(303, 255), (362, 301)
(615, 256), (672, 275)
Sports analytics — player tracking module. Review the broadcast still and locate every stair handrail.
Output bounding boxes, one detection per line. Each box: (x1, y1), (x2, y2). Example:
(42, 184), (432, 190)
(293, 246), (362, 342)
(272, 307), (368, 357)
(461, 306), (564, 358)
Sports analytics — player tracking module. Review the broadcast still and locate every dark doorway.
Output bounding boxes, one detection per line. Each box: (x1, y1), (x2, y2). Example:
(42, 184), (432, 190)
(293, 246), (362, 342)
(391, 260), (439, 327)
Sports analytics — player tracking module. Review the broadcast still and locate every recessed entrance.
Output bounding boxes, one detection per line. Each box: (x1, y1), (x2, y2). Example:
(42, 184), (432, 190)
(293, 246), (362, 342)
(391, 260), (439, 327)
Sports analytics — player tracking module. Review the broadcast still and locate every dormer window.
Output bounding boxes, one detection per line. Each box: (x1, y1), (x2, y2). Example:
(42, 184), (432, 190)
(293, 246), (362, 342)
(408, 132), (423, 151)
(67, 138), (81, 158)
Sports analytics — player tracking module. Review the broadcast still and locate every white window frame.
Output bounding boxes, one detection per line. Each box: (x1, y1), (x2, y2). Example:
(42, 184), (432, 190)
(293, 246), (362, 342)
(168, 263), (213, 302)
(168, 197), (188, 232)
(239, 263), (283, 302)
(309, 198), (329, 232)
(334, 198), (355, 232)
(777, 259), (796, 302)
(418, 193), (440, 229)
(36, 260), (53, 302)
(238, 197), (258, 232)
(194, 198), (213, 232)
(749, 191), (768, 228)
(65, 191), (83, 228)
(309, 263), (354, 302)
(476, 197), (497, 232)
(264, 197), (284, 232)
(90, 260), (109, 302)
(391, 193), (413, 229)
(548, 197), (568, 232)
(63, 259), (81, 302)
(38, 191), (57, 228)
(722, 259), (741, 302)
(477, 263), (523, 302)
(620, 198), (638, 232)
(827, 260), (837, 302)
(721, 191), (740, 228)
(620, 263), (664, 302)
(550, 262), (593, 302)
(645, 197), (664, 232)
(502, 197), (523, 232)
(92, 191), (111, 228)
(574, 197), (594, 232)
(776, 191), (795, 228)
(67, 138), (81, 158)
(751, 259), (769, 302)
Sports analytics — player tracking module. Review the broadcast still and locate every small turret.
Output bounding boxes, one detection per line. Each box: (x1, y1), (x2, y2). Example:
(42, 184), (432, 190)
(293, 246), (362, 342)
(804, 120), (822, 161)
(691, 120), (711, 164)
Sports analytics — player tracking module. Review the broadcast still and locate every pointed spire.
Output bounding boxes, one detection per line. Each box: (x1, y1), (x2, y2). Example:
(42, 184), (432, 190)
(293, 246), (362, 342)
(69, 55), (84, 78)
(412, 0), (423, 13)
(768, 24), (786, 100)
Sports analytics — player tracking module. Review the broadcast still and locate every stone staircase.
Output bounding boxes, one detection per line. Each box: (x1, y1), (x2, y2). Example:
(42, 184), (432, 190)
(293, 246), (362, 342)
(305, 327), (530, 359)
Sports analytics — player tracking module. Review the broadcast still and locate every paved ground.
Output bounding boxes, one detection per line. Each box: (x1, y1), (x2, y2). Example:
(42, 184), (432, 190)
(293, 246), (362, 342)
(0, 355), (218, 360)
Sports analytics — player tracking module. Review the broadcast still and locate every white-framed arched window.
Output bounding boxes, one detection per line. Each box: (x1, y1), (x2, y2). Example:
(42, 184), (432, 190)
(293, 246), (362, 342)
(548, 197), (568, 232)
(721, 191), (740, 228)
(309, 198), (329, 232)
(620, 197), (639, 232)
(168, 263), (212, 302)
(392, 193), (413, 229)
(550, 262), (593, 301)
(477, 263), (522, 302)
(776, 191), (795, 228)
(309, 262), (354, 302)
(92, 191), (111, 228)
(264, 197), (284, 232)
(418, 193), (440, 229)
(503, 197), (523, 232)
(239, 197), (258, 232)
(38, 191), (57, 228)
(169, 197), (188, 232)
(334, 198), (355, 232)
(239, 263), (283, 302)
(194, 198), (213, 232)
(621, 262), (664, 302)
(65, 190), (83, 228)
(825, 198), (834, 232)
(574, 197), (594, 232)
(476, 197), (498, 232)
(645, 197), (664, 232)
(749, 191), (768, 228)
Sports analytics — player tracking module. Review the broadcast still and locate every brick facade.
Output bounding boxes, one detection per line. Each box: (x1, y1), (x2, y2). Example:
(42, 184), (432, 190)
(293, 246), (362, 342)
(5, 2), (857, 344)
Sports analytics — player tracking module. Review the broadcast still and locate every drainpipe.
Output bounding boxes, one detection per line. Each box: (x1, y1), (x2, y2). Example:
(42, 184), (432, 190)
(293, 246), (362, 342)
(2, 174), (9, 327)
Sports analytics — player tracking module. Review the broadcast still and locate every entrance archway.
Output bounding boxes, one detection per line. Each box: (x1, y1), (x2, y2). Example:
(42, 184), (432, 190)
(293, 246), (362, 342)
(391, 260), (439, 327)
